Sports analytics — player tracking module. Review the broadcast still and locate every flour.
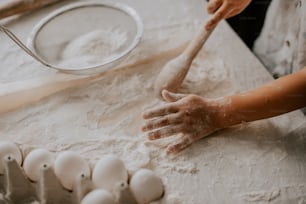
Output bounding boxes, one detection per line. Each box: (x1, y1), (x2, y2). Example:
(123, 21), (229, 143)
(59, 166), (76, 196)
(243, 189), (281, 202)
(0, 43), (232, 203)
(58, 29), (127, 68)
(163, 192), (184, 204)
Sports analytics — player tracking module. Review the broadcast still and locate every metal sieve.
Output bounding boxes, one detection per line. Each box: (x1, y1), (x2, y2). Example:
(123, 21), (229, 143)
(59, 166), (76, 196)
(0, 0), (143, 75)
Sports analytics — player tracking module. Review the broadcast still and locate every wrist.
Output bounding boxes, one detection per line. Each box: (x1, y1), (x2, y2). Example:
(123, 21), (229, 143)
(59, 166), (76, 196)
(211, 96), (241, 128)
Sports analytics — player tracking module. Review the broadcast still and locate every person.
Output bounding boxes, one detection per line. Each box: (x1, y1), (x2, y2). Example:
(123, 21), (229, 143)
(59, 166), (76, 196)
(141, 0), (306, 154)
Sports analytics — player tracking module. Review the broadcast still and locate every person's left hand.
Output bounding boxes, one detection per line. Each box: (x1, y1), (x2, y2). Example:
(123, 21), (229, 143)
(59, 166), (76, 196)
(142, 90), (222, 154)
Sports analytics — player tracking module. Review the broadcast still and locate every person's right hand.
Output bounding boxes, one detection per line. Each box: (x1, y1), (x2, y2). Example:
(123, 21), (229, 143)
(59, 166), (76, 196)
(206, 0), (252, 30)
(142, 90), (224, 154)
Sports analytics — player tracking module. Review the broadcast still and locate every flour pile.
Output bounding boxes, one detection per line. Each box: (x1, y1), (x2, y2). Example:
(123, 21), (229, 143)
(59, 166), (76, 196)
(58, 29), (127, 68)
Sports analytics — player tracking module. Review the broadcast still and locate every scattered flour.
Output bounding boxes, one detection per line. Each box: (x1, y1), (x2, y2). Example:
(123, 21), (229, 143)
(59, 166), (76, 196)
(58, 29), (127, 68)
(163, 192), (184, 204)
(0, 45), (232, 203)
(243, 189), (281, 202)
(1, 0), (305, 203)
(158, 160), (199, 174)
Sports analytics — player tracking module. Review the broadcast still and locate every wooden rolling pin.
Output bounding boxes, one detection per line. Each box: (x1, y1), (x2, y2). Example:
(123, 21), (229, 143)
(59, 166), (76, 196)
(0, 0), (61, 20)
(154, 19), (219, 96)
(0, 43), (188, 115)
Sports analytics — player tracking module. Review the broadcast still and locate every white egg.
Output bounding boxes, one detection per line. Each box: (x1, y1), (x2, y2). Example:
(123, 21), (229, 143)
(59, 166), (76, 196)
(0, 141), (22, 174)
(54, 151), (90, 190)
(23, 148), (54, 182)
(92, 155), (128, 192)
(130, 169), (164, 204)
(81, 189), (116, 204)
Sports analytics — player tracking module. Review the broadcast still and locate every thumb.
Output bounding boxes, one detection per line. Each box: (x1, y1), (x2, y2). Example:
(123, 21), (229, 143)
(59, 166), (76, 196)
(162, 90), (186, 102)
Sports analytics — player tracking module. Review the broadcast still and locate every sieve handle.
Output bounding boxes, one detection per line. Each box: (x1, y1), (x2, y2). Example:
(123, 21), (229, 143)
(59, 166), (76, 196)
(0, 0), (61, 20)
(0, 25), (51, 67)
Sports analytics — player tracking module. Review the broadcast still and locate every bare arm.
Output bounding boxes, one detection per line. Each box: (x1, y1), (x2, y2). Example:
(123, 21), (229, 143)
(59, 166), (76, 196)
(219, 67), (306, 127)
(142, 67), (306, 154)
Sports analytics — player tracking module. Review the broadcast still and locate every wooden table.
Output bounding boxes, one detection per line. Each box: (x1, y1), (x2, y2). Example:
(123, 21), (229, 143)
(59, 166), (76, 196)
(0, 0), (305, 203)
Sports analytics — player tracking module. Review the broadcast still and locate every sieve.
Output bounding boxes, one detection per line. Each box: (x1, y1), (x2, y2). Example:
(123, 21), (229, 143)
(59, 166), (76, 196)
(0, 1), (143, 75)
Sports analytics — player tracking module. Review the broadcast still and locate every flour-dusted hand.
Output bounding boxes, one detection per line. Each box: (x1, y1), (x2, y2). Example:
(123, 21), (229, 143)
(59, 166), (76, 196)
(206, 0), (252, 30)
(142, 90), (223, 154)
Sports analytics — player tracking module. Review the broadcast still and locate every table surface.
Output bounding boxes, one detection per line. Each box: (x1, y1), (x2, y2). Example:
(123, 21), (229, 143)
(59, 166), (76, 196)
(0, 0), (306, 203)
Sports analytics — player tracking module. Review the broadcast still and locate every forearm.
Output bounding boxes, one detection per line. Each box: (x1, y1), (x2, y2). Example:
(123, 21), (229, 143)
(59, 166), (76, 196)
(218, 67), (306, 127)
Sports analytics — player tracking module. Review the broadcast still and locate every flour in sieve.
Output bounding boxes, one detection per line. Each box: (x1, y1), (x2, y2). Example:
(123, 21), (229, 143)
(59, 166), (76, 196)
(58, 29), (127, 68)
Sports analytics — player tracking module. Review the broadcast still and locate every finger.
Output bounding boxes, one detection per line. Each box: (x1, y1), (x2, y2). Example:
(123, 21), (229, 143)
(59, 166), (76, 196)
(147, 125), (184, 140)
(205, 2), (228, 30)
(142, 113), (182, 132)
(142, 104), (178, 119)
(207, 0), (222, 14)
(225, 8), (241, 18)
(166, 135), (193, 154)
(162, 90), (186, 102)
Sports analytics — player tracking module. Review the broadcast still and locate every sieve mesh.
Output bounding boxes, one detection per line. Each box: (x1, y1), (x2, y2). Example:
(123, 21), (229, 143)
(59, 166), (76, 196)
(27, 1), (142, 74)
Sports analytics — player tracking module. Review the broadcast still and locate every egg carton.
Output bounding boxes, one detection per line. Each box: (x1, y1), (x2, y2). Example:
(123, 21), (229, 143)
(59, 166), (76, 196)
(0, 156), (138, 204)
(0, 142), (164, 204)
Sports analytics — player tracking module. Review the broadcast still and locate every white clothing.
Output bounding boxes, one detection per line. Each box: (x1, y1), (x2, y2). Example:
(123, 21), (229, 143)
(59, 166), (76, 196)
(254, 0), (306, 77)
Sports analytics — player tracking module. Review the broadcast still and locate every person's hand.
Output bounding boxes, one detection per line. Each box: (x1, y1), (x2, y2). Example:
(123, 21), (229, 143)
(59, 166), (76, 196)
(142, 90), (224, 154)
(206, 0), (252, 30)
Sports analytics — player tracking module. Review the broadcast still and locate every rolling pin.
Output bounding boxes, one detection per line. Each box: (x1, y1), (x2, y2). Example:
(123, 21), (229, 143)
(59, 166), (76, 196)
(154, 19), (219, 96)
(0, 0), (61, 20)
(0, 43), (188, 115)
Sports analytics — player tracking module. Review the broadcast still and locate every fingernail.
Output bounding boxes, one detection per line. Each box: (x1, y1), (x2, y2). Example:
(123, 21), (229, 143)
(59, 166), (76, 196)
(166, 149), (175, 155)
(205, 24), (211, 30)
(142, 112), (148, 119)
(161, 89), (168, 97)
(148, 135), (156, 140)
(166, 146), (176, 154)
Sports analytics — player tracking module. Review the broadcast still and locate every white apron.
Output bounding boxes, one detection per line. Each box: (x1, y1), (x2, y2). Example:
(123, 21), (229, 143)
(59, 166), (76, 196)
(254, 0), (306, 77)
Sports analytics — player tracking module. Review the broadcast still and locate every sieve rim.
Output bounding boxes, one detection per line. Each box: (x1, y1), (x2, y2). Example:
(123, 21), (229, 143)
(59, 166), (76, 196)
(27, 0), (143, 75)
